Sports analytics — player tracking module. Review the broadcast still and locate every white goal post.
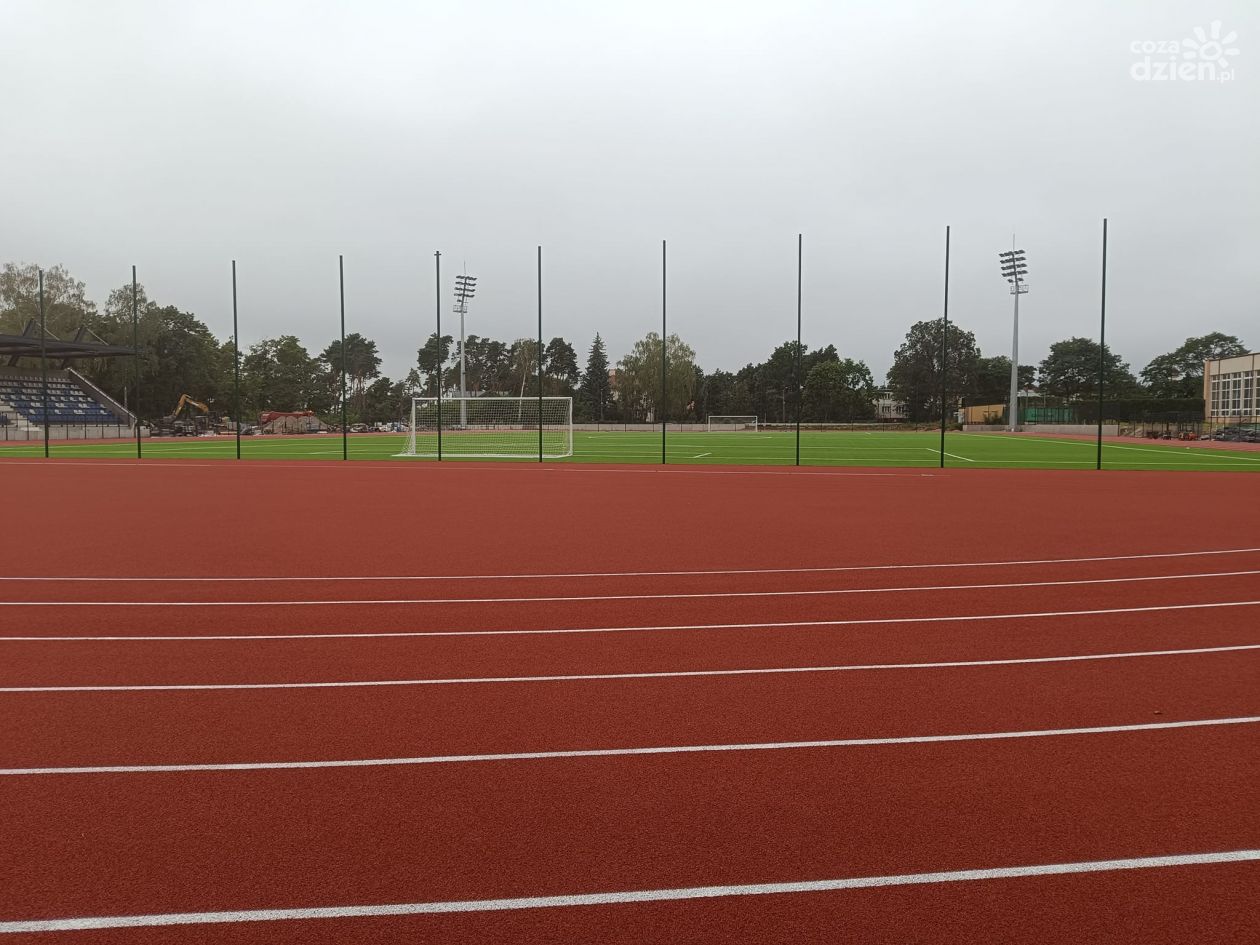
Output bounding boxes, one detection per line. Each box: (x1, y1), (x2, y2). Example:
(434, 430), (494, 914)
(706, 415), (759, 432)
(396, 396), (574, 458)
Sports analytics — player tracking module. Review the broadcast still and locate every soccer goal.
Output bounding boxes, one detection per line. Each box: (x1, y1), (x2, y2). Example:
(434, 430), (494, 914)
(707, 415), (759, 432)
(396, 396), (574, 458)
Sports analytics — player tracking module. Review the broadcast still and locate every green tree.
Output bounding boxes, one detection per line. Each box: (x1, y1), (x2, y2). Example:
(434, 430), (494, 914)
(972, 356), (1036, 405)
(887, 320), (980, 422)
(82, 282), (228, 421)
(458, 335), (511, 395)
(320, 333), (382, 415)
(1038, 337), (1138, 400)
(417, 333), (453, 396)
(1140, 332), (1247, 398)
(802, 359), (877, 422)
(242, 335), (323, 413)
(695, 368), (744, 420)
(360, 376), (401, 424)
(0, 262), (98, 340)
(728, 341), (839, 422)
(544, 337), (580, 394)
(615, 332), (697, 422)
(577, 333), (612, 421)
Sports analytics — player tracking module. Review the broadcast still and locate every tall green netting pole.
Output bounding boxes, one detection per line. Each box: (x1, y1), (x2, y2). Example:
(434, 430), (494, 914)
(939, 225), (951, 468)
(661, 239), (667, 465)
(339, 255), (347, 461)
(795, 234), (802, 466)
(1097, 218), (1108, 471)
(232, 261), (241, 460)
(132, 265), (142, 458)
(435, 251), (442, 461)
(537, 245), (544, 463)
(38, 269), (49, 458)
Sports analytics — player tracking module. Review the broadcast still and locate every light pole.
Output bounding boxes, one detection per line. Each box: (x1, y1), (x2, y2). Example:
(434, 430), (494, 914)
(453, 272), (477, 426)
(998, 245), (1029, 432)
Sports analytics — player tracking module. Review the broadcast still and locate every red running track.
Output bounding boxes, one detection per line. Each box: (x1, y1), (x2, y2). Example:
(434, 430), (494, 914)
(1, 458), (1258, 942)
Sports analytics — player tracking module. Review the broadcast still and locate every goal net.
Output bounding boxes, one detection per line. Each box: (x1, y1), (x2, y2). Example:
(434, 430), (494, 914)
(707, 415), (759, 432)
(397, 397), (574, 458)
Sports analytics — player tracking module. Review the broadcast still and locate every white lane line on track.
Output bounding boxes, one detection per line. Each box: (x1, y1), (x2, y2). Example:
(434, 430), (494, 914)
(4, 569), (1258, 607)
(5, 546), (1258, 583)
(5, 643), (1258, 692)
(4, 849), (1258, 934)
(5, 599), (1260, 642)
(3, 716), (1258, 777)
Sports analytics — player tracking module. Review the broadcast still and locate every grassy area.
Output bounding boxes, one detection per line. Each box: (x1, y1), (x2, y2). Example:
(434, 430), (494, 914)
(3, 430), (1260, 471)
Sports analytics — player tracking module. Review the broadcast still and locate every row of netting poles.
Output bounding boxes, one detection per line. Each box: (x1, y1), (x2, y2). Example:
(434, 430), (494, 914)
(31, 229), (1108, 467)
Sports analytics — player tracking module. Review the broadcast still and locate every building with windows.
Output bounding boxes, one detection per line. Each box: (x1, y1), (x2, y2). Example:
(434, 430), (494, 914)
(1205, 352), (1259, 423)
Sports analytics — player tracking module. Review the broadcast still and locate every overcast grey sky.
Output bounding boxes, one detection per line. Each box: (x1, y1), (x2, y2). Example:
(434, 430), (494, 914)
(2, 0), (1256, 382)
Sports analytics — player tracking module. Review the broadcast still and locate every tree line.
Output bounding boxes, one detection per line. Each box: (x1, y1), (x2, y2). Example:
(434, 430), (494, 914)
(0, 261), (1243, 426)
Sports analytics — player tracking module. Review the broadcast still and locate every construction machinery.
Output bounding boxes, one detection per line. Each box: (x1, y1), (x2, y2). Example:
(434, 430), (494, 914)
(153, 394), (213, 436)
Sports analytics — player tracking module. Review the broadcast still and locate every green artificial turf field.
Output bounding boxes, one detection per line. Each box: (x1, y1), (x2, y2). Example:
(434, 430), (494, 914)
(3, 430), (1259, 471)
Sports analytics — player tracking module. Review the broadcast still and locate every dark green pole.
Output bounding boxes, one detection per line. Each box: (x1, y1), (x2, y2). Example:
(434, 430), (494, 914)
(1096, 218), (1108, 470)
(435, 251), (442, 461)
(661, 239), (667, 465)
(537, 245), (544, 463)
(795, 234), (802, 466)
(38, 270), (49, 458)
(939, 225), (951, 468)
(339, 255), (347, 461)
(132, 265), (141, 458)
(232, 261), (241, 460)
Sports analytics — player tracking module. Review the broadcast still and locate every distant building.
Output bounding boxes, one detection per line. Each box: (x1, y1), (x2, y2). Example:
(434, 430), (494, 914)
(873, 388), (906, 422)
(1205, 352), (1259, 423)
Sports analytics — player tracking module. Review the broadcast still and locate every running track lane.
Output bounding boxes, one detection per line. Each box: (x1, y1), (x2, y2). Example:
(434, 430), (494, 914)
(4, 572), (1259, 635)
(2, 651), (1258, 766)
(2, 726), (1258, 939)
(3, 461), (1259, 581)
(16, 862), (1257, 945)
(4, 608), (1259, 686)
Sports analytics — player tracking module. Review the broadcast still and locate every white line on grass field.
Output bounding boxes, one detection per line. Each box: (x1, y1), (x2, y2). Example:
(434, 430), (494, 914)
(4, 849), (1257, 933)
(7, 643), (1257, 692)
(4, 546), (1255, 583)
(924, 448), (975, 463)
(692, 452), (712, 458)
(957, 432), (1260, 463)
(1105, 444), (1260, 463)
(5, 599), (1259, 642)
(4, 569), (1255, 606)
(3, 716), (1257, 777)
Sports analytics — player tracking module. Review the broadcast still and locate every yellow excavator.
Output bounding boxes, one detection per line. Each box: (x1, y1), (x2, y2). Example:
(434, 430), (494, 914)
(154, 394), (212, 436)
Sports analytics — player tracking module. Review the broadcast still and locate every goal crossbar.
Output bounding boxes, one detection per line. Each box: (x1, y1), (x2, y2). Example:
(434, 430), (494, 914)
(397, 396), (574, 458)
(707, 415), (759, 432)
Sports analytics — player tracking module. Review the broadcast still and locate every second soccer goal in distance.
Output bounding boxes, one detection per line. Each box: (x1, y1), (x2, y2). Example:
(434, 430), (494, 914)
(706, 415), (759, 432)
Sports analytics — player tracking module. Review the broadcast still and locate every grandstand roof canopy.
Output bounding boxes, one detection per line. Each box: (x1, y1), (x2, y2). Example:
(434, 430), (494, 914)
(0, 333), (137, 362)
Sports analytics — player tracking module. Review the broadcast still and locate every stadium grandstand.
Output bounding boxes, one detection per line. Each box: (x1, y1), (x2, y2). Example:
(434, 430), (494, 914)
(0, 321), (138, 440)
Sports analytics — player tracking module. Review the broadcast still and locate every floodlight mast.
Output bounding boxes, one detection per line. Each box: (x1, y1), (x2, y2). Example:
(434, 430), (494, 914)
(998, 245), (1029, 432)
(453, 272), (477, 426)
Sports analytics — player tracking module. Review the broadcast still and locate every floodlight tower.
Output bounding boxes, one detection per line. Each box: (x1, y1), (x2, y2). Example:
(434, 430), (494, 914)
(453, 272), (477, 425)
(998, 246), (1029, 432)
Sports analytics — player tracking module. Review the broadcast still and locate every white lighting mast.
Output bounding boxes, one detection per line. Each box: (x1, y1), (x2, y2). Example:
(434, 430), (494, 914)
(998, 245), (1029, 432)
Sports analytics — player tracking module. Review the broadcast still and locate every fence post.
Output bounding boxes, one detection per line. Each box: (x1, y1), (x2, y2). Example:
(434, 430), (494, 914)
(435, 251), (442, 462)
(939, 225), (951, 467)
(1096, 218), (1108, 470)
(795, 234), (802, 466)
